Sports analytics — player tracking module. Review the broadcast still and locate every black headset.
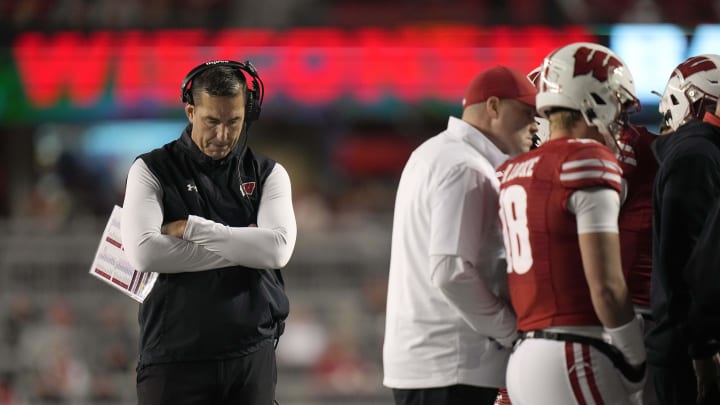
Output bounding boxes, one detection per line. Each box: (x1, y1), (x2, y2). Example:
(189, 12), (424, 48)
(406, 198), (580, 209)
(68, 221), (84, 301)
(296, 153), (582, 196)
(180, 60), (264, 124)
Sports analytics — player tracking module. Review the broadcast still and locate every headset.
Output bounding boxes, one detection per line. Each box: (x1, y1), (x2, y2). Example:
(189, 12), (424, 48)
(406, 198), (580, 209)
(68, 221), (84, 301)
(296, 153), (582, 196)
(180, 60), (264, 124)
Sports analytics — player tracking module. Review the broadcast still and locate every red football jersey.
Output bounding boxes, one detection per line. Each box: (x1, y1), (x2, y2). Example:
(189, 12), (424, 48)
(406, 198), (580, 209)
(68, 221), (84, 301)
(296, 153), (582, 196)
(616, 125), (658, 308)
(498, 138), (623, 331)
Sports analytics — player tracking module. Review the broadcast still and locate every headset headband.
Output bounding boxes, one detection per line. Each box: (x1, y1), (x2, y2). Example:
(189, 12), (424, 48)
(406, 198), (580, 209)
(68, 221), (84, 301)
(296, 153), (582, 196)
(180, 60), (264, 123)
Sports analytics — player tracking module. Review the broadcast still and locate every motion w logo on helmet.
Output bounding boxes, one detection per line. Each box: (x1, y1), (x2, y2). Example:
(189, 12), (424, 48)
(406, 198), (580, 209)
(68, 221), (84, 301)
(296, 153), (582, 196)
(573, 46), (622, 82)
(674, 55), (717, 79)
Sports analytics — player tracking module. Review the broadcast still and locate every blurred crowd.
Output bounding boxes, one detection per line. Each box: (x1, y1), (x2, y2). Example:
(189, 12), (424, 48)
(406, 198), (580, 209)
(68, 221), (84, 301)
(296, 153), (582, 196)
(0, 252), (391, 404)
(0, 294), (137, 404)
(2, 0), (719, 32)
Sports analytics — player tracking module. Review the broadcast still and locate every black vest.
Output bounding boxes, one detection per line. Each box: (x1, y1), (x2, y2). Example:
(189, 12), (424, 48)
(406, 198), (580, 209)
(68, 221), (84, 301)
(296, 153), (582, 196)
(136, 125), (289, 366)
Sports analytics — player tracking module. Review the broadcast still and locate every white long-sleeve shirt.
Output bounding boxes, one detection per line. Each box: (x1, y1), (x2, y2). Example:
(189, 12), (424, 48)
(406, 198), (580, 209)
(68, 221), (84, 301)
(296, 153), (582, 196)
(383, 117), (517, 389)
(121, 158), (297, 273)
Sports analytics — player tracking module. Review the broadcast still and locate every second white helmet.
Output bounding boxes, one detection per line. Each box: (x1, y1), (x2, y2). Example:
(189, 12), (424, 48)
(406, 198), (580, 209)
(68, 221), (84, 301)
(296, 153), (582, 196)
(659, 54), (720, 133)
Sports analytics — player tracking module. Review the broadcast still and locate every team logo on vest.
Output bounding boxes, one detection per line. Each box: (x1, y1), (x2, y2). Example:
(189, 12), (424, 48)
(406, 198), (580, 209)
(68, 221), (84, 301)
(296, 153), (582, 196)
(241, 181), (256, 197)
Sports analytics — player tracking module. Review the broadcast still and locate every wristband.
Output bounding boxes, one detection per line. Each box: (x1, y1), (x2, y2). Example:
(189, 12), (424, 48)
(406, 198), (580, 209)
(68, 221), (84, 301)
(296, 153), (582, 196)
(604, 316), (646, 366)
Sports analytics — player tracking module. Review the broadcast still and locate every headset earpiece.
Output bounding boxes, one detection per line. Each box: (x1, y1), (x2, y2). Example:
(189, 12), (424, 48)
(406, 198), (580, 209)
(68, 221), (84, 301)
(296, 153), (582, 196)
(180, 60), (264, 124)
(245, 87), (260, 122)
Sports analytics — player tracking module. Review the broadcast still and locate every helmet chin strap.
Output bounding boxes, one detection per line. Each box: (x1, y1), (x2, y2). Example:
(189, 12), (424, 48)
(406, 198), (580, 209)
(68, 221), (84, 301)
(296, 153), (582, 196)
(600, 129), (620, 154)
(589, 116), (620, 153)
(582, 100), (622, 152)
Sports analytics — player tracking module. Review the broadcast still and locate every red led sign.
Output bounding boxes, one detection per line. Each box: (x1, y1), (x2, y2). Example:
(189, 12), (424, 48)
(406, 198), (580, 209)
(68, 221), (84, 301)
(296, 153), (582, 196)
(12, 26), (595, 109)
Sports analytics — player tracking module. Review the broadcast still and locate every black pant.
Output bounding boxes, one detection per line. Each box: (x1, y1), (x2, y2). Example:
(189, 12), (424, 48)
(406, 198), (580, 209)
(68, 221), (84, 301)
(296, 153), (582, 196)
(651, 359), (720, 405)
(137, 341), (276, 405)
(651, 360), (695, 405)
(392, 384), (498, 405)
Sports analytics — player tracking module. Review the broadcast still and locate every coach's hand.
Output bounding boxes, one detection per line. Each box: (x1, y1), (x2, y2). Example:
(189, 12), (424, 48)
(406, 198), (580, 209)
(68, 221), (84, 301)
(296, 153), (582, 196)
(496, 331), (520, 351)
(161, 220), (187, 238)
(693, 354), (720, 405)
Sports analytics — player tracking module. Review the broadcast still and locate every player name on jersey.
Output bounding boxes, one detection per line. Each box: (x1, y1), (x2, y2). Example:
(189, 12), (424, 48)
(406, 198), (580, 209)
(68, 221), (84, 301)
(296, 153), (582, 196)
(502, 156), (541, 182)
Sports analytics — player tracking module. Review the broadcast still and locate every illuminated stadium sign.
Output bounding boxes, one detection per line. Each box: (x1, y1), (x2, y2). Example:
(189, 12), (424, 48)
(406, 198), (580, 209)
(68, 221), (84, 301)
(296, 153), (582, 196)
(2, 24), (717, 122)
(5, 26), (593, 121)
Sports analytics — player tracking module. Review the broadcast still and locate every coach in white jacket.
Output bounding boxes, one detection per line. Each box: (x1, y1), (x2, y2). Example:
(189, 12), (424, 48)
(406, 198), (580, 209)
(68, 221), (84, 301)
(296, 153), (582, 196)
(383, 66), (538, 405)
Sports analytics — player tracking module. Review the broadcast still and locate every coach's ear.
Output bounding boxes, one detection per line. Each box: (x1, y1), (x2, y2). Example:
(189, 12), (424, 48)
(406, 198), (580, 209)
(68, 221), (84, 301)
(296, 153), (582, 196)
(485, 96), (501, 119)
(185, 104), (194, 123)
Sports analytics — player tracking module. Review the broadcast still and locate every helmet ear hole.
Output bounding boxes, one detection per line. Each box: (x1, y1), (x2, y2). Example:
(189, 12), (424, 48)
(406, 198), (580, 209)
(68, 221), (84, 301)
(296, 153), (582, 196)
(590, 93), (606, 105)
(670, 94), (679, 106)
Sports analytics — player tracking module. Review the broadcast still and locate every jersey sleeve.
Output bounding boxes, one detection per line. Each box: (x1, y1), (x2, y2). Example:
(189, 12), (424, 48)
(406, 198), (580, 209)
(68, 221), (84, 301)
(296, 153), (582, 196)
(559, 143), (623, 194)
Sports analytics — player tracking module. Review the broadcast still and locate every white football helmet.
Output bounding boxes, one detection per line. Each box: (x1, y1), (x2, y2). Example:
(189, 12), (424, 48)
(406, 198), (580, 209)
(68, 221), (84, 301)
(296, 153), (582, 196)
(658, 54), (720, 133)
(527, 66), (550, 147)
(537, 42), (640, 139)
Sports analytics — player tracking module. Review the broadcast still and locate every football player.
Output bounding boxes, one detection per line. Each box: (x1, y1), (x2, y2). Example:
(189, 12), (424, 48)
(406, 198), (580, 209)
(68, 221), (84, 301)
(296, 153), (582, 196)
(648, 53), (720, 405)
(498, 42), (646, 405)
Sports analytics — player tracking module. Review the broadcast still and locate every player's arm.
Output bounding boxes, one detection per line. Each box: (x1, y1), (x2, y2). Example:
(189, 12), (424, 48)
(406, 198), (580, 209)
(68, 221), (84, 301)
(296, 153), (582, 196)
(429, 164), (517, 347)
(572, 188), (634, 328)
(570, 188), (645, 368)
(658, 155), (718, 284)
(658, 154), (720, 346)
(663, 153), (720, 398)
(560, 145), (633, 325)
(687, 201), (720, 359)
(181, 163), (297, 269)
(121, 159), (236, 273)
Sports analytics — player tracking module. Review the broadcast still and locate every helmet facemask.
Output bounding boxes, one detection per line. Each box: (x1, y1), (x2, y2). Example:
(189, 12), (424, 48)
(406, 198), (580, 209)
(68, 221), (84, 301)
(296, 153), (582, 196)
(527, 66), (550, 147)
